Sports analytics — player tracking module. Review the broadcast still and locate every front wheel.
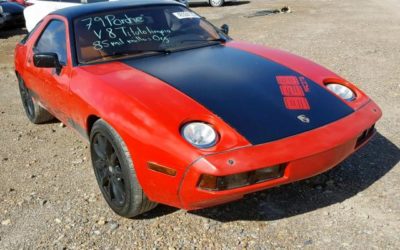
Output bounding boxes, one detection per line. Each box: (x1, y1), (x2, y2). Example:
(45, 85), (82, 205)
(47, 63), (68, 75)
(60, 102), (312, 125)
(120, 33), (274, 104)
(90, 119), (157, 217)
(210, 0), (224, 7)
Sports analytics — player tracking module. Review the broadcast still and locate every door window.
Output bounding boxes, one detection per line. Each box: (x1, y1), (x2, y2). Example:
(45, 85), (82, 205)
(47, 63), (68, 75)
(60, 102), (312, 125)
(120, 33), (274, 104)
(35, 20), (68, 65)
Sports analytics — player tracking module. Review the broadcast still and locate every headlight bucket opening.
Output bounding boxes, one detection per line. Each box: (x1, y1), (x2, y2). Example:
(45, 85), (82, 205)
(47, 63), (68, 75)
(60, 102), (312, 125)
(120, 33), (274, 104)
(181, 121), (219, 149)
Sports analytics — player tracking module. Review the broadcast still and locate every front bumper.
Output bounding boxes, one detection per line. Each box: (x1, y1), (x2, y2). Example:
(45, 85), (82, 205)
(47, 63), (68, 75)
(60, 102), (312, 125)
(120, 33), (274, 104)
(178, 100), (381, 210)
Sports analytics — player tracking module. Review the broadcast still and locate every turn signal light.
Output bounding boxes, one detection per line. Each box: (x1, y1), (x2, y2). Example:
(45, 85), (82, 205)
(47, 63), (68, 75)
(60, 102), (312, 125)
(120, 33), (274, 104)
(198, 165), (285, 191)
(148, 162), (177, 176)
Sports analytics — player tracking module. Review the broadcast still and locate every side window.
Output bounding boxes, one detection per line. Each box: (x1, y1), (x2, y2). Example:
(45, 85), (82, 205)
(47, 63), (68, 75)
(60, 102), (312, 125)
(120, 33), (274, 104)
(20, 21), (43, 45)
(35, 20), (68, 65)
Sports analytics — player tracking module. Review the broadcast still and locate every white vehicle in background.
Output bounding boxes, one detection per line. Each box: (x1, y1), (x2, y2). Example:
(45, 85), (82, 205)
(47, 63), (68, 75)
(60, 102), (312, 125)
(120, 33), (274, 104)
(24, 0), (110, 32)
(188, 0), (237, 7)
(24, 0), (189, 32)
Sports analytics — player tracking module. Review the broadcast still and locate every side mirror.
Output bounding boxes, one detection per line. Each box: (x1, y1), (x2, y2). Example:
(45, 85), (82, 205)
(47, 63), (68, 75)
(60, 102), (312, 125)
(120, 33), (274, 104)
(220, 24), (229, 35)
(33, 52), (62, 74)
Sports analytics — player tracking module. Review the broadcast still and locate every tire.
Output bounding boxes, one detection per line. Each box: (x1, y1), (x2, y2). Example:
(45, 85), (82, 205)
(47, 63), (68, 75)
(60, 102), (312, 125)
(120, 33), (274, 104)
(209, 0), (224, 7)
(17, 76), (54, 124)
(90, 119), (157, 217)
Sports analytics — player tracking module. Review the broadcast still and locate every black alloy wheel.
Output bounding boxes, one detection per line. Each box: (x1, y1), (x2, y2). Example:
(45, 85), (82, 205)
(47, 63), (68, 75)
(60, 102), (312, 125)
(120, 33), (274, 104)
(92, 133), (127, 207)
(90, 119), (157, 217)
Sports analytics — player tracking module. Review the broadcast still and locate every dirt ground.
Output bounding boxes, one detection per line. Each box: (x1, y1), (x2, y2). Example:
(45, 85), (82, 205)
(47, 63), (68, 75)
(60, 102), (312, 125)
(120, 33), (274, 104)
(0, 0), (399, 249)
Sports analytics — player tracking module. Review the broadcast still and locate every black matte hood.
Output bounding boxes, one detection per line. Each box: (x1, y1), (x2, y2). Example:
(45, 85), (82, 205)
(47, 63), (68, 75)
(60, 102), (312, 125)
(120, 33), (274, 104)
(123, 45), (354, 145)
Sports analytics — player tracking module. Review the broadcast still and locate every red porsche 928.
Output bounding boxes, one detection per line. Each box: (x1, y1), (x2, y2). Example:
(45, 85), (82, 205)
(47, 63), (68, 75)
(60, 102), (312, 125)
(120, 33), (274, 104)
(14, 0), (382, 217)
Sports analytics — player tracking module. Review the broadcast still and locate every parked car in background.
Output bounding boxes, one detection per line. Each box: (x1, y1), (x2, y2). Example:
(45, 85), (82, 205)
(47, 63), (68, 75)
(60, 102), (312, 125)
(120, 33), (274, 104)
(0, 0), (24, 29)
(188, 0), (237, 7)
(24, 0), (109, 31)
(0, 6), (4, 28)
(8, 0), (31, 7)
(24, 0), (187, 32)
(176, 0), (188, 6)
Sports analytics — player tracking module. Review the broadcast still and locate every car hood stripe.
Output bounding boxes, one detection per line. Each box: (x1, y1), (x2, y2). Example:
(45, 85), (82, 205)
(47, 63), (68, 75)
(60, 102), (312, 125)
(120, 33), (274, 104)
(122, 45), (353, 145)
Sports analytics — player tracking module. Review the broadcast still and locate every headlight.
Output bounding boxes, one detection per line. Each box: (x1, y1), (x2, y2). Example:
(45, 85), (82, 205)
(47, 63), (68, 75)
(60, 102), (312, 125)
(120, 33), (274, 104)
(181, 122), (218, 148)
(0, 7), (3, 14)
(326, 83), (356, 101)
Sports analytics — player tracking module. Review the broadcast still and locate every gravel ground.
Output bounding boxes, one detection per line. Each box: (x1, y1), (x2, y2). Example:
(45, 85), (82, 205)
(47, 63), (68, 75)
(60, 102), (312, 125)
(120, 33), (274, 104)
(0, 0), (399, 249)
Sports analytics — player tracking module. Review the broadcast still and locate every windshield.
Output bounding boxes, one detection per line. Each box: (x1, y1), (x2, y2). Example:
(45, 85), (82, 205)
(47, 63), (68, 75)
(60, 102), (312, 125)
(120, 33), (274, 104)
(74, 5), (222, 63)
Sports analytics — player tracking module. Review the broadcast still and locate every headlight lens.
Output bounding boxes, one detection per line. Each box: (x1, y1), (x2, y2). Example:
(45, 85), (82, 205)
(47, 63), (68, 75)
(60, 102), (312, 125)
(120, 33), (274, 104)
(181, 122), (218, 148)
(326, 83), (356, 101)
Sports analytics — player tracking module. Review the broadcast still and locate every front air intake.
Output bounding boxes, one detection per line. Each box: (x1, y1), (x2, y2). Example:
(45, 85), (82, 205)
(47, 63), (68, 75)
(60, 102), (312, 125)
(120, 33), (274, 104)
(355, 124), (375, 148)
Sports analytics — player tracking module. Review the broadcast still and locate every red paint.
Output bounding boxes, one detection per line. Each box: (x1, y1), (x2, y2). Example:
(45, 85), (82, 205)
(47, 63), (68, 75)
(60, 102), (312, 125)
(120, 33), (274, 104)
(14, 15), (382, 210)
(284, 97), (310, 110)
(280, 85), (305, 97)
(276, 75), (300, 86)
(276, 75), (310, 110)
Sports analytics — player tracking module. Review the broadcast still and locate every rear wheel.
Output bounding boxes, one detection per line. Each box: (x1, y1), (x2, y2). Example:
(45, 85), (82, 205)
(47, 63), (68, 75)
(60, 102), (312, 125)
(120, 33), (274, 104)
(17, 76), (54, 124)
(210, 0), (224, 7)
(90, 119), (157, 217)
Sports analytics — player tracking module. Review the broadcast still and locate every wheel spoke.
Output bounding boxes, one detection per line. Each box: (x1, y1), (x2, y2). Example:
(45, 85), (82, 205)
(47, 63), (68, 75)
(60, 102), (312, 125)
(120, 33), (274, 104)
(110, 177), (126, 205)
(94, 158), (106, 169)
(114, 165), (123, 179)
(91, 130), (127, 208)
(93, 143), (104, 159)
(101, 174), (109, 187)
(93, 135), (107, 159)
(104, 143), (114, 162)
(100, 168), (109, 183)
(109, 152), (118, 166)
(107, 179), (113, 199)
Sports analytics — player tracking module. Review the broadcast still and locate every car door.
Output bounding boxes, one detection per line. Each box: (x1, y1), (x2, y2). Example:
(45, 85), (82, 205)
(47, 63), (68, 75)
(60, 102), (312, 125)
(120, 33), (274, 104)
(30, 18), (73, 123)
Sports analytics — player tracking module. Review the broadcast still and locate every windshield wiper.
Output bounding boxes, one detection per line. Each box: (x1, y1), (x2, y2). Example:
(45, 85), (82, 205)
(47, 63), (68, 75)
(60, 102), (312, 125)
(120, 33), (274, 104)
(180, 38), (227, 44)
(85, 49), (171, 63)
(111, 49), (171, 57)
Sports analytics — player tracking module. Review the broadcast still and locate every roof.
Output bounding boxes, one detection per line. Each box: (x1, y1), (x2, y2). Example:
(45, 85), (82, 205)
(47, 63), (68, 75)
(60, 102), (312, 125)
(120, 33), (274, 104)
(52, 0), (181, 20)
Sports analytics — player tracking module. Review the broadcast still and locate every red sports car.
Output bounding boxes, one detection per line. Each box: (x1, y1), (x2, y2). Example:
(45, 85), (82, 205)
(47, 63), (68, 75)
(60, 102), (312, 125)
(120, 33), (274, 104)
(14, 0), (382, 217)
